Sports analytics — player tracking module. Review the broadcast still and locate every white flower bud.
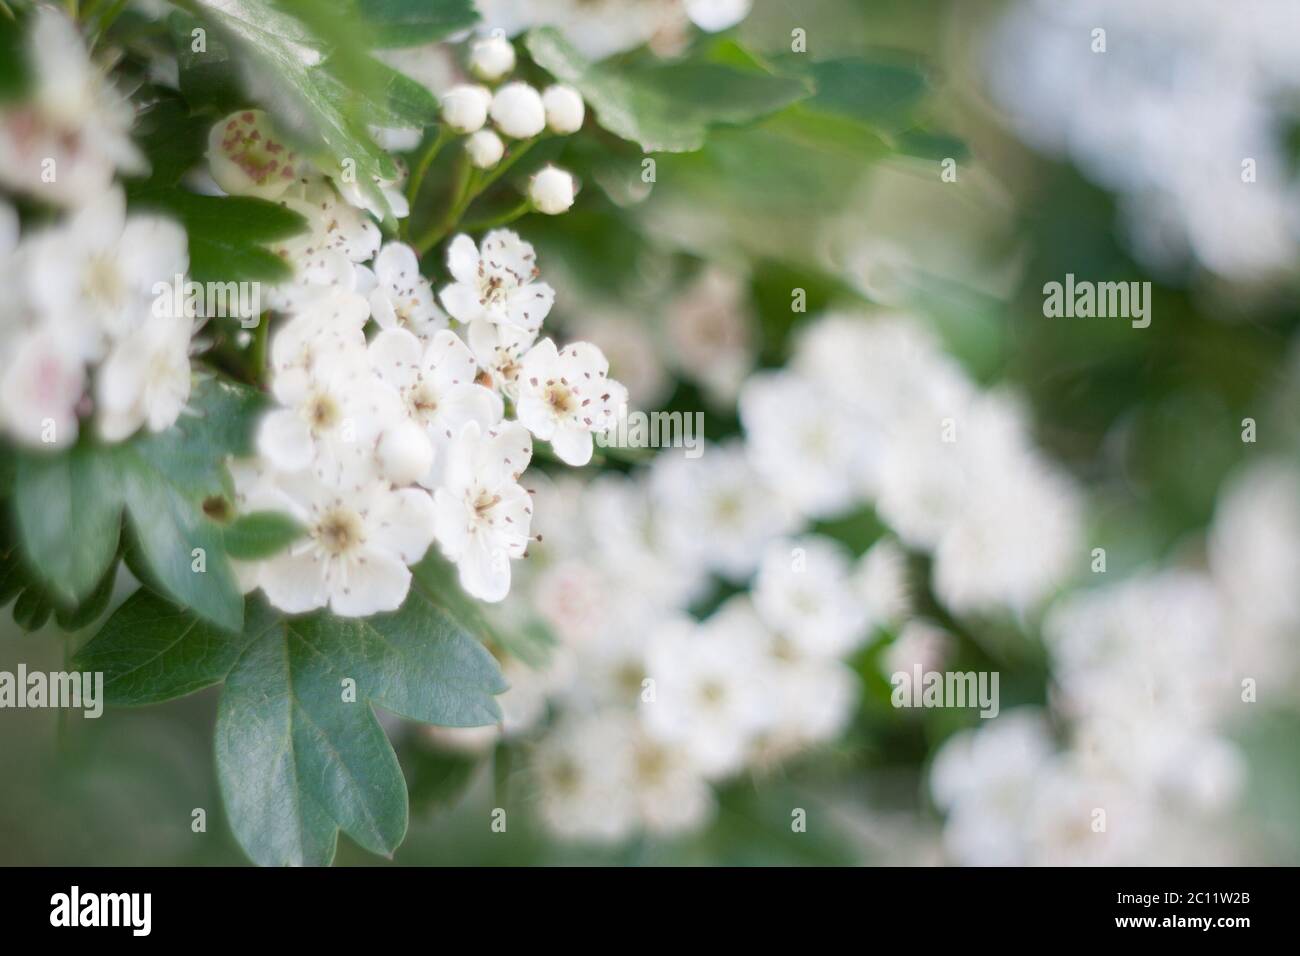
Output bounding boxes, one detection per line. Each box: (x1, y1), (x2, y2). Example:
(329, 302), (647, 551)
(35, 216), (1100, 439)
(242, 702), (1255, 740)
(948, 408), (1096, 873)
(465, 129), (505, 169)
(440, 84), (491, 134)
(469, 34), (516, 82)
(376, 419), (434, 486)
(542, 84), (585, 134)
(490, 82), (546, 139)
(529, 165), (576, 215)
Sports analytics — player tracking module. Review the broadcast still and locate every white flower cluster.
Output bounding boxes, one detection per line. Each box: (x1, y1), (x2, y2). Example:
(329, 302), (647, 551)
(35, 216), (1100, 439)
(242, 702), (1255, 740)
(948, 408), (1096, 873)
(930, 459), (1300, 865)
(425, 308), (1084, 843)
(986, 0), (1300, 282)
(208, 108), (626, 615)
(0, 7), (145, 206)
(481, 462), (903, 842)
(438, 35), (581, 214)
(773, 312), (1084, 615)
(0, 11), (192, 449)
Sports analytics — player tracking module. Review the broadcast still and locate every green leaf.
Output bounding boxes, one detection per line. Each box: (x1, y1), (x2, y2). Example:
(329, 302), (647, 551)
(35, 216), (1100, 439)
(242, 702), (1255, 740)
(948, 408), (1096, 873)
(214, 590), (506, 865)
(54, 563), (118, 631)
(61, 377), (266, 633)
(188, 0), (398, 212)
(72, 588), (267, 704)
(526, 28), (811, 153)
(130, 95), (213, 188)
(127, 189), (306, 285)
(12, 446), (122, 607)
(223, 511), (304, 560)
(774, 54), (929, 133)
(358, 0), (479, 49)
(0, 8), (30, 103)
(118, 467), (244, 632)
(128, 375), (267, 501)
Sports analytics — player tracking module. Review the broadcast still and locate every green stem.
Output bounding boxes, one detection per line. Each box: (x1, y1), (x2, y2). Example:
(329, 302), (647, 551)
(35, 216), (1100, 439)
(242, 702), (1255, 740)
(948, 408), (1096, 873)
(460, 197), (532, 233)
(412, 135), (545, 253)
(476, 136), (539, 195)
(413, 156), (477, 255)
(403, 126), (450, 235)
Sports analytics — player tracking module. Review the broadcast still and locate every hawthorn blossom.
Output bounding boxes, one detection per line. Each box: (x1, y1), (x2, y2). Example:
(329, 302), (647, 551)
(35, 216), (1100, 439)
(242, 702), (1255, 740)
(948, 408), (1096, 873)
(26, 188), (188, 360)
(259, 472), (438, 617)
(739, 370), (872, 519)
(0, 325), (85, 448)
(515, 339), (627, 466)
(0, 7), (146, 206)
(95, 311), (194, 441)
(257, 351), (402, 473)
(432, 420), (535, 602)
(651, 441), (794, 580)
(439, 230), (555, 338)
(641, 608), (772, 778)
(368, 242), (446, 336)
(467, 318), (534, 399)
(369, 327), (503, 486)
(751, 536), (872, 658)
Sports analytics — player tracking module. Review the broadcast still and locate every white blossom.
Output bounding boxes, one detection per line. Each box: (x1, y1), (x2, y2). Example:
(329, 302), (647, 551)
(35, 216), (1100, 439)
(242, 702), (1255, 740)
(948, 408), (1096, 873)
(439, 229), (555, 338)
(0, 7), (146, 206)
(369, 326), (503, 487)
(432, 420), (534, 602)
(752, 536), (871, 658)
(368, 242), (446, 336)
(259, 469), (437, 617)
(641, 608), (772, 778)
(95, 311), (194, 442)
(515, 338), (626, 466)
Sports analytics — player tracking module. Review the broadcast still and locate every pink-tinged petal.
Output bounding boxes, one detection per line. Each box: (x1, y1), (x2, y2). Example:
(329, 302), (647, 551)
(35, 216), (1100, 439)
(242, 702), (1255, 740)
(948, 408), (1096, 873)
(551, 423), (594, 467)
(258, 408), (315, 471)
(438, 281), (483, 324)
(330, 551), (410, 617)
(446, 234), (480, 285)
(458, 535), (511, 603)
(261, 550), (329, 614)
(370, 487), (438, 564)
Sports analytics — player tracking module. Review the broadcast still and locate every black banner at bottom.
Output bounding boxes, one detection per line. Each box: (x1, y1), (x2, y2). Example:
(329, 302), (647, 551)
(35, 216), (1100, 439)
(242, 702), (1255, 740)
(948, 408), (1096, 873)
(0, 866), (1280, 940)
